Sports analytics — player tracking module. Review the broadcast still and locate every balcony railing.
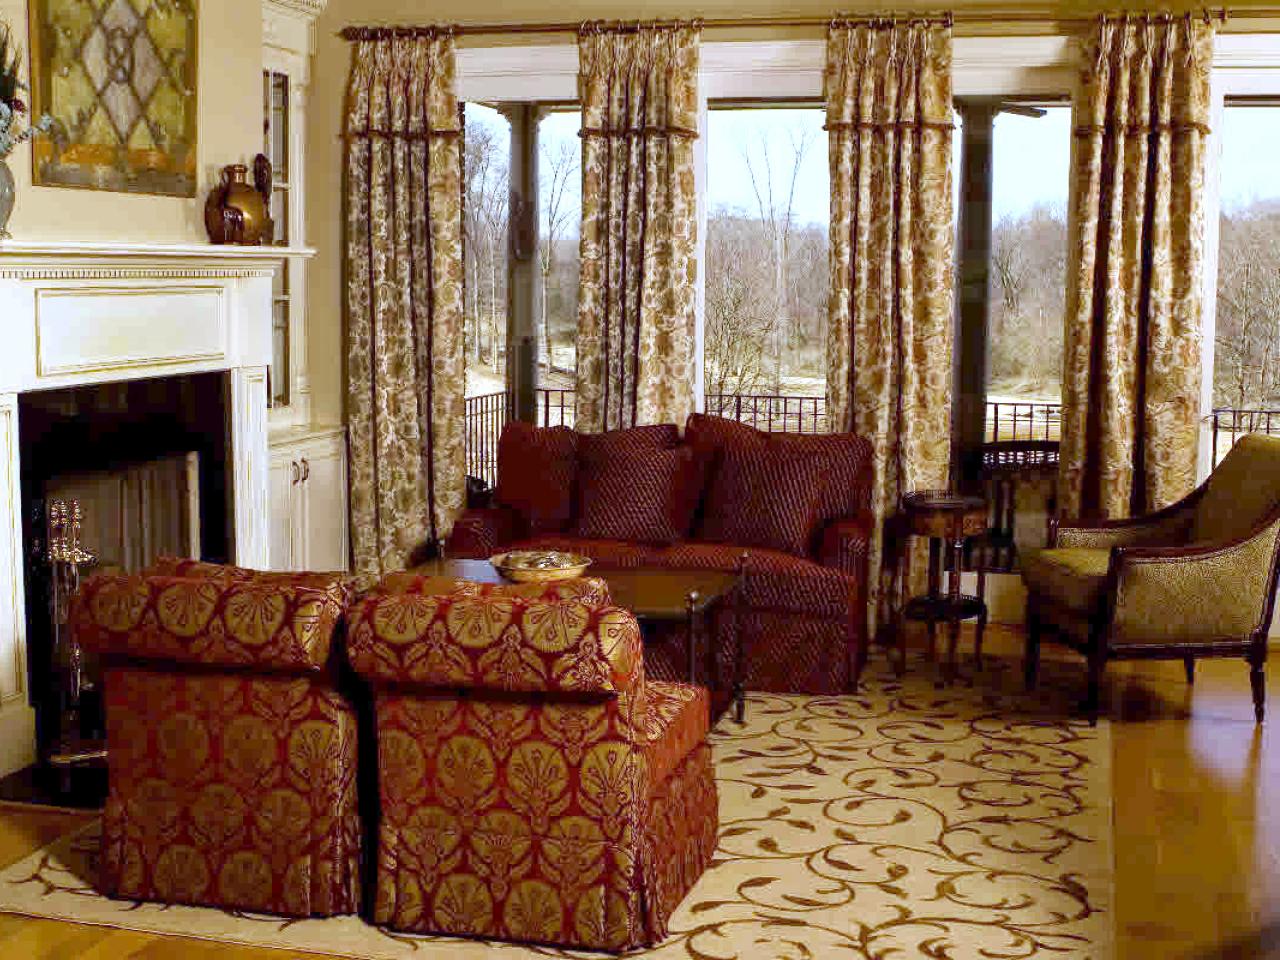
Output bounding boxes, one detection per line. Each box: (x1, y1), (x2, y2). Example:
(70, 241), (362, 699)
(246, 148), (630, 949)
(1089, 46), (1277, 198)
(986, 401), (1061, 443)
(1210, 408), (1280, 464)
(464, 391), (512, 491)
(705, 393), (828, 434)
(465, 390), (1068, 487)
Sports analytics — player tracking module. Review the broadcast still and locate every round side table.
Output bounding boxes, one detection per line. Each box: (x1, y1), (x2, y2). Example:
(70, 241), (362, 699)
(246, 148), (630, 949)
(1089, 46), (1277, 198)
(896, 490), (989, 685)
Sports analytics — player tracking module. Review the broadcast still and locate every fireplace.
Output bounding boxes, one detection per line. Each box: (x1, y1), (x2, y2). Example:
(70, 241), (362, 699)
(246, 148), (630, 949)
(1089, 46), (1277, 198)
(17, 373), (233, 781)
(0, 239), (308, 788)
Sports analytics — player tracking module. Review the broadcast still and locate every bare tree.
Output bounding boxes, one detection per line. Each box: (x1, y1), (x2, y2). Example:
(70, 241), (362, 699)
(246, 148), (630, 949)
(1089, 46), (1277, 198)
(538, 136), (578, 377)
(741, 126), (817, 392)
(704, 208), (828, 402)
(462, 109), (510, 387)
(986, 204), (1068, 400)
(1215, 207), (1280, 409)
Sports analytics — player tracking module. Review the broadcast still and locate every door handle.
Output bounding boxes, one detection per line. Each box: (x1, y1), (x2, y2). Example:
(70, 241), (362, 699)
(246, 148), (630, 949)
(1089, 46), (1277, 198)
(301, 458), (310, 482)
(291, 461), (301, 485)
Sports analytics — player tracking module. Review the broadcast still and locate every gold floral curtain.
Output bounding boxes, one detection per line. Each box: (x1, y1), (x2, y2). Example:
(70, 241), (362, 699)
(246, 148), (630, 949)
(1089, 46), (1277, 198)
(575, 22), (701, 433)
(825, 19), (955, 626)
(345, 31), (466, 579)
(1059, 15), (1215, 520)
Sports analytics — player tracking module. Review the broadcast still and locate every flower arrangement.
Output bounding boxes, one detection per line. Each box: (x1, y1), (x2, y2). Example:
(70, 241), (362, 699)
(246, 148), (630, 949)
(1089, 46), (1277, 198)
(0, 20), (55, 161)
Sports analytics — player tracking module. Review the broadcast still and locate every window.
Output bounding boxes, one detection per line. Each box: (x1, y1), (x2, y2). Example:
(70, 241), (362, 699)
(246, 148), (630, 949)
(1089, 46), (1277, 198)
(263, 70), (292, 407)
(1213, 102), (1280, 415)
(703, 105), (829, 431)
(537, 108), (580, 419)
(984, 103), (1071, 441)
(462, 103), (511, 400)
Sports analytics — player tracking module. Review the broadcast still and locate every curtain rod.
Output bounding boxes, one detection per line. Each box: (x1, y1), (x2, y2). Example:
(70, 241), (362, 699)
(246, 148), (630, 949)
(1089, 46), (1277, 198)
(339, 9), (1233, 41)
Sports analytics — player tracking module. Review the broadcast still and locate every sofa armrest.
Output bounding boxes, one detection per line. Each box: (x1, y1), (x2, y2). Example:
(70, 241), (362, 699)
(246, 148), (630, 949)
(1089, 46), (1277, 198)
(445, 505), (523, 559)
(816, 511), (873, 579)
(72, 574), (344, 673)
(1052, 489), (1202, 550)
(347, 591), (646, 700)
(1109, 515), (1280, 645)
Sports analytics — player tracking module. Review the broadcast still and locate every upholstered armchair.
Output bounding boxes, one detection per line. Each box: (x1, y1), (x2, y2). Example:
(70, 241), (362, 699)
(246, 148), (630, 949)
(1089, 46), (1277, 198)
(71, 565), (362, 917)
(1022, 434), (1280, 723)
(346, 575), (717, 952)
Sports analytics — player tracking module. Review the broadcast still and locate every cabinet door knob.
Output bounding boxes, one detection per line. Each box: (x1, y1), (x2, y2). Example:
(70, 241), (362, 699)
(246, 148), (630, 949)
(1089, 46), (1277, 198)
(291, 461), (301, 485)
(301, 458), (310, 482)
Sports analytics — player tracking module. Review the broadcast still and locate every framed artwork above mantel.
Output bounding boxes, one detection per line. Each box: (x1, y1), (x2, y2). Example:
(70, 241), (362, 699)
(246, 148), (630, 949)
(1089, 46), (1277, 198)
(26, 0), (198, 197)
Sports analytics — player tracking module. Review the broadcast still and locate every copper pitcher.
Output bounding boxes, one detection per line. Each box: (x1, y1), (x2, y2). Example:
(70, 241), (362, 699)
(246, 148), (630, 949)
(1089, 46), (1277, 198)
(205, 164), (269, 245)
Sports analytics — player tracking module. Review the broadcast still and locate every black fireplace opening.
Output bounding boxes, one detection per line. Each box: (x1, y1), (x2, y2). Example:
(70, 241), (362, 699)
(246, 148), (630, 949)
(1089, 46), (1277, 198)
(2, 372), (232, 806)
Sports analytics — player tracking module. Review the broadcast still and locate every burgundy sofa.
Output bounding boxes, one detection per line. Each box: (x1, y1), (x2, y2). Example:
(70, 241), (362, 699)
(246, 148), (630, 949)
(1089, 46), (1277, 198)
(445, 414), (873, 697)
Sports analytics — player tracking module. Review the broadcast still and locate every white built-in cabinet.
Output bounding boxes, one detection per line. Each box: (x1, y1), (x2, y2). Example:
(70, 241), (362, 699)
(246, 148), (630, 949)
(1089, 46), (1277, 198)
(269, 428), (348, 572)
(263, 0), (347, 572)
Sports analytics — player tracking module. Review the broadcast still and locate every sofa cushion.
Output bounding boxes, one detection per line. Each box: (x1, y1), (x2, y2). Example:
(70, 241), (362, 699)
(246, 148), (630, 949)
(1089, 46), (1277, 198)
(510, 536), (661, 568)
(1021, 547), (1112, 615)
(494, 421), (578, 535)
(653, 541), (853, 618)
(644, 681), (709, 792)
(574, 445), (701, 544)
(697, 445), (824, 556)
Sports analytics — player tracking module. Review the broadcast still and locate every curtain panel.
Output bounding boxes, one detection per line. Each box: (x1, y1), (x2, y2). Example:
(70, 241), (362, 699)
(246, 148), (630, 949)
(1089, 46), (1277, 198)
(345, 32), (466, 580)
(1059, 15), (1215, 520)
(825, 19), (955, 627)
(575, 23), (701, 433)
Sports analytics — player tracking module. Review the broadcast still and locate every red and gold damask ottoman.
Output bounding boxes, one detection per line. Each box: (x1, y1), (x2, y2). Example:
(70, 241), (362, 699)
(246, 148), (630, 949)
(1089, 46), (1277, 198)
(71, 568), (362, 917)
(347, 575), (718, 952)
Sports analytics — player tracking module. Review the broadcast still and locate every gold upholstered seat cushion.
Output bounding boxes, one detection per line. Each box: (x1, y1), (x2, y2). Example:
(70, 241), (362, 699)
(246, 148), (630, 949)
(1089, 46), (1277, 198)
(1020, 548), (1112, 615)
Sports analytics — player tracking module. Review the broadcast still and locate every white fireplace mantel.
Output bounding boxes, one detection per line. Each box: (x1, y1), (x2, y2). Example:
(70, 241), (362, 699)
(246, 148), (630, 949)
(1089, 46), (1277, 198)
(0, 240), (313, 776)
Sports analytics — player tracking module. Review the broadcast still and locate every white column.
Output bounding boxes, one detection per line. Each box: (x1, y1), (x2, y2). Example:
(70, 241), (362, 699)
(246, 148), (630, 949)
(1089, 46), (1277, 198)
(0, 394), (34, 777)
(231, 366), (272, 568)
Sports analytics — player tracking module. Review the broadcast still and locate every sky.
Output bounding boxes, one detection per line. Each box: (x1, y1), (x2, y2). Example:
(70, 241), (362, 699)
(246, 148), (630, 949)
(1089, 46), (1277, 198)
(469, 101), (1280, 231)
(1220, 106), (1280, 214)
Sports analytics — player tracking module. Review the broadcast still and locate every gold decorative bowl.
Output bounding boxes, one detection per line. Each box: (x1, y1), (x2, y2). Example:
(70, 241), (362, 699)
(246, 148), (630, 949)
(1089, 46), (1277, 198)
(490, 551), (593, 583)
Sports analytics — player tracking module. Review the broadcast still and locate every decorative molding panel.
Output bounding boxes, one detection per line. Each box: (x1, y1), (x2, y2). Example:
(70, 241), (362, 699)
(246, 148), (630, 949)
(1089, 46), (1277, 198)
(0, 266), (275, 280)
(231, 367), (272, 569)
(34, 285), (228, 378)
(263, 0), (328, 15)
(0, 394), (34, 776)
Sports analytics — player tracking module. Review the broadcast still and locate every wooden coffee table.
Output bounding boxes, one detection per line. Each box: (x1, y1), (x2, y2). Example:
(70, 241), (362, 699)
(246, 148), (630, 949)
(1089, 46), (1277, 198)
(411, 559), (748, 722)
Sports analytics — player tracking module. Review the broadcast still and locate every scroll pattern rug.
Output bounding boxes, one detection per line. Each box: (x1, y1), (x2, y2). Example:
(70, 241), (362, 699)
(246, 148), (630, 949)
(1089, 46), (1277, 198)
(0, 657), (1112, 959)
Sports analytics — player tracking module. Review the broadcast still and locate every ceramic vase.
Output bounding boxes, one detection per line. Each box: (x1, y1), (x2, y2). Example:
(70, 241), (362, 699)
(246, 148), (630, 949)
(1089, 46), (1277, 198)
(0, 159), (14, 240)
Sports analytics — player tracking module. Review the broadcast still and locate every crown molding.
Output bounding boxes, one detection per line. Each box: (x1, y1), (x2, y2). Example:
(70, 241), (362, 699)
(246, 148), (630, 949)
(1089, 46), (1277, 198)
(263, 0), (328, 17)
(0, 241), (314, 279)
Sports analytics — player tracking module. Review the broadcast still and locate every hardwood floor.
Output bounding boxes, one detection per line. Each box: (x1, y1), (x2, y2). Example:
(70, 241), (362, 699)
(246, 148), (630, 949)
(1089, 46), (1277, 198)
(0, 626), (1277, 958)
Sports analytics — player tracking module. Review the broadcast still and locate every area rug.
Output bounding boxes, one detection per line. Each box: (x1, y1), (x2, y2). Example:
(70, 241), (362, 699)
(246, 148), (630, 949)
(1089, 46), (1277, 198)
(0, 656), (1113, 959)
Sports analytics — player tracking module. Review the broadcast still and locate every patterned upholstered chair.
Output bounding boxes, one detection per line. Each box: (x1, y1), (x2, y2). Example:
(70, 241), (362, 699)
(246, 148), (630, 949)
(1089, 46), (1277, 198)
(1022, 434), (1280, 723)
(71, 564), (361, 916)
(347, 575), (718, 952)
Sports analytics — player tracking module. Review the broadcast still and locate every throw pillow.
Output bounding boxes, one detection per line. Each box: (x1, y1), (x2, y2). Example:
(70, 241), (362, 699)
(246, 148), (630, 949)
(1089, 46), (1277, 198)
(574, 446), (702, 544)
(771, 431), (874, 525)
(494, 422), (578, 535)
(697, 445), (825, 556)
(576, 423), (681, 465)
(683, 413), (765, 460)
